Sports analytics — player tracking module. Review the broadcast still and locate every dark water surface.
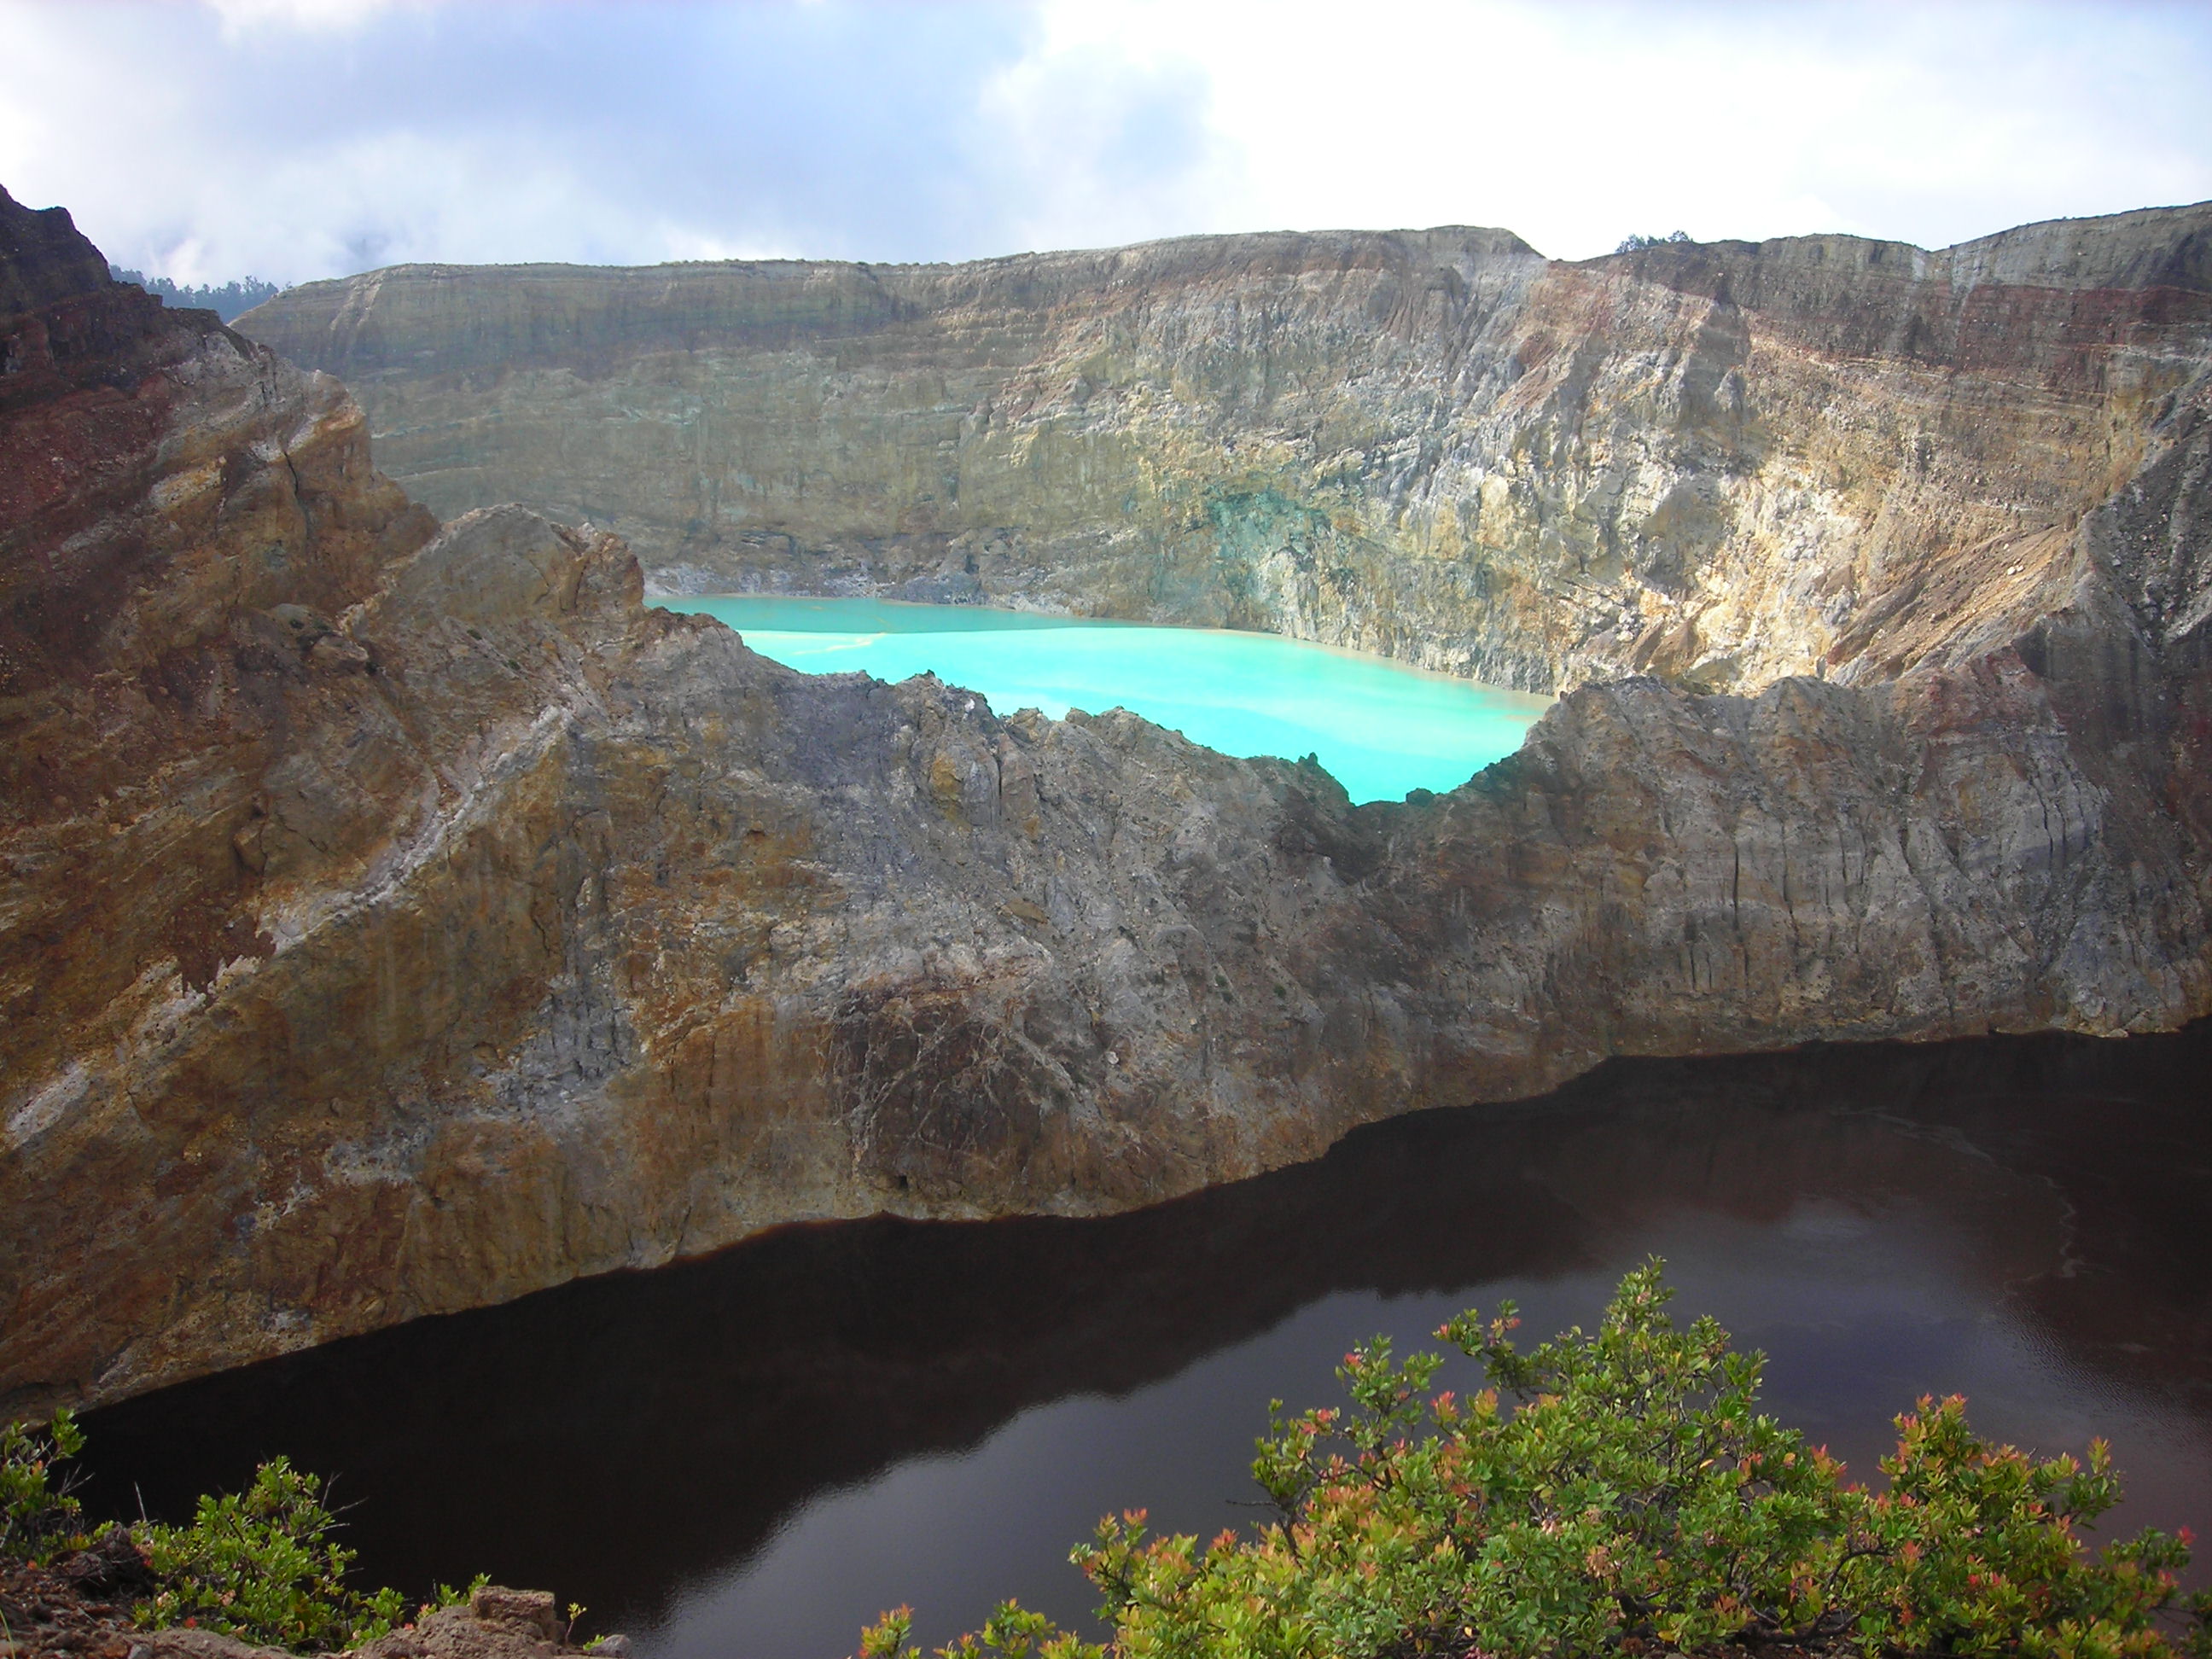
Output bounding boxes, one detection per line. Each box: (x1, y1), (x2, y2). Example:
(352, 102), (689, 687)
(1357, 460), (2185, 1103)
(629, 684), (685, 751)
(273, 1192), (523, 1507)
(80, 1027), (2212, 1658)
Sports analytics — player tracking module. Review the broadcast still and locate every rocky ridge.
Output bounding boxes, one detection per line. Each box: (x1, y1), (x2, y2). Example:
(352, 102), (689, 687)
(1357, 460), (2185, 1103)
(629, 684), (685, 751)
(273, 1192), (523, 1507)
(3, 185), (2209, 1414)
(241, 206), (2212, 696)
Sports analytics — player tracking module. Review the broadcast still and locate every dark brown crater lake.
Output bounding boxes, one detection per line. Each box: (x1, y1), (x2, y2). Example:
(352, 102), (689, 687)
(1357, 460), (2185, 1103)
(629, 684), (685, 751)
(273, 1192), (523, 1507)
(78, 1026), (2212, 1658)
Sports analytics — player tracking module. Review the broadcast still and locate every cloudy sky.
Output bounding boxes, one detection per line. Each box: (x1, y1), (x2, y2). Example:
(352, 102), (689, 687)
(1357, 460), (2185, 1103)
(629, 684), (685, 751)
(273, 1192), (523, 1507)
(6, 0), (2210, 286)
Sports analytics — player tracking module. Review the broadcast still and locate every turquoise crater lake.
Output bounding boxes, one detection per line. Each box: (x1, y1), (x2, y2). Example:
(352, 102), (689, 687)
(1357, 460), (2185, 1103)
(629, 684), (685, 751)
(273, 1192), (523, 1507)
(655, 597), (1551, 804)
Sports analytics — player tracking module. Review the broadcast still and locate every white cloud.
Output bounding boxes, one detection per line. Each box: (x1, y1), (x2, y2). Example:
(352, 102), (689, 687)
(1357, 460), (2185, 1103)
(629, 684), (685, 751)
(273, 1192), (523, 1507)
(975, 19), (1237, 253)
(1, 1), (1061, 280)
(2, 0), (2206, 285)
(201, 0), (407, 35)
(1008, 0), (2212, 258)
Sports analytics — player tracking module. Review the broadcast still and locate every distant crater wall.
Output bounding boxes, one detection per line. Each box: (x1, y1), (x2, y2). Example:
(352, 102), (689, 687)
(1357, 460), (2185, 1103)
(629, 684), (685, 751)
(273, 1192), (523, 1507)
(241, 208), (2212, 696)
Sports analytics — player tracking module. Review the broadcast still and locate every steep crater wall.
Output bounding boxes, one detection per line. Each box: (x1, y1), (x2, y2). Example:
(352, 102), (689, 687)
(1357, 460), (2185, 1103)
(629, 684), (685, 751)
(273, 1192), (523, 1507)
(3, 189), (2209, 1416)
(240, 207), (2212, 696)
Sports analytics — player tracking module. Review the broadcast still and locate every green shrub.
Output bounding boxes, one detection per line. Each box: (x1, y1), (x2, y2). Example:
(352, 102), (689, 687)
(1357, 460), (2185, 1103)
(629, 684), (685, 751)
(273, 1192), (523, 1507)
(863, 1601), (1102, 1659)
(131, 1458), (410, 1650)
(4, 1417), (486, 1652)
(0, 1408), (86, 1563)
(871, 1263), (2212, 1658)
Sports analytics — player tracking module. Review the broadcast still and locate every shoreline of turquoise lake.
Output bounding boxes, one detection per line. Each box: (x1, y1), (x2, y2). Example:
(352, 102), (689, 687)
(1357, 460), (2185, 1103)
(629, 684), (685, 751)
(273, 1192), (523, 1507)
(654, 595), (1552, 804)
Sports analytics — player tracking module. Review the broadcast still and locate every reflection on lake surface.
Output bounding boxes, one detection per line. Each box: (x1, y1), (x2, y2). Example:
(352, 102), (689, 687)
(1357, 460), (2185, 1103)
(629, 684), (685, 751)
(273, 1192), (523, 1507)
(652, 596), (1551, 804)
(80, 1027), (2212, 1658)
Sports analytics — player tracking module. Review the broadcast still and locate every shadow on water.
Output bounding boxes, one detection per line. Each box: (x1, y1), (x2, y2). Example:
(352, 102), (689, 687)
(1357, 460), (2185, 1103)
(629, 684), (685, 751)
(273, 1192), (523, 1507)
(78, 1025), (2212, 1656)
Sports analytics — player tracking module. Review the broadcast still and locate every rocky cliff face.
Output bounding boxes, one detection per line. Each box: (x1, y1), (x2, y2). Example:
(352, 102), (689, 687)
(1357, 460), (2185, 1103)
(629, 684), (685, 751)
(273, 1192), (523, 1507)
(241, 207), (2212, 696)
(4, 189), (2209, 1415)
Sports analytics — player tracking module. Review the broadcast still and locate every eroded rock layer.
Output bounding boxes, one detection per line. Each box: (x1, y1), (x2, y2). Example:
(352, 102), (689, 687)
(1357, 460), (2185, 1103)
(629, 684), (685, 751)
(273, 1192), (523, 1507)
(241, 207), (2212, 695)
(3, 189), (2210, 1414)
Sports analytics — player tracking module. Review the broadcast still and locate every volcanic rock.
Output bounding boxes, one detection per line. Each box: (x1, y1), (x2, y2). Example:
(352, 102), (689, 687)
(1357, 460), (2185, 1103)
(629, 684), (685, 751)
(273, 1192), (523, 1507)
(2, 186), (2209, 1413)
(241, 207), (2212, 697)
